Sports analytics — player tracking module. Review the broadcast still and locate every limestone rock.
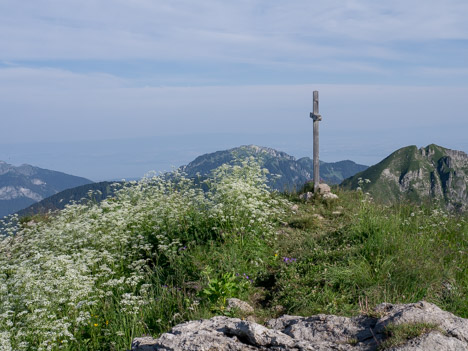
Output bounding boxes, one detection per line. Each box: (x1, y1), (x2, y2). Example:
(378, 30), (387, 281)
(132, 301), (468, 351)
(374, 301), (468, 344)
(387, 331), (467, 351)
(226, 298), (254, 314)
(317, 183), (331, 194)
(132, 316), (311, 351)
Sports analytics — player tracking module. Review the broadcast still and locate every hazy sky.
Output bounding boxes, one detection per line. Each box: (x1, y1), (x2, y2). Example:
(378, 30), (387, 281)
(1, 1), (467, 180)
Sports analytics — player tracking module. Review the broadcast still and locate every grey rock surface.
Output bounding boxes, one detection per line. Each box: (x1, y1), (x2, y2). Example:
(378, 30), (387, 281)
(227, 298), (255, 314)
(132, 301), (468, 351)
(317, 184), (331, 194)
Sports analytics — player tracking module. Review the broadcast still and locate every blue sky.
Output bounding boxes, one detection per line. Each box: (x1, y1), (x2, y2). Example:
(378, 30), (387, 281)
(1, 0), (467, 180)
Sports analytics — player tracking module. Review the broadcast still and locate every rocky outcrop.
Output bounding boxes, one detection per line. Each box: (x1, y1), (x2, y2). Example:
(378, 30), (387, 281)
(131, 301), (468, 350)
(299, 183), (339, 201)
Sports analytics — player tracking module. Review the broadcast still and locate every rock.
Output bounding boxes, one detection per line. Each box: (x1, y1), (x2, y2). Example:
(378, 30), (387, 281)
(132, 316), (310, 351)
(132, 301), (468, 351)
(374, 301), (468, 344)
(323, 192), (339, 200)
(312, 213), (324, 220)
(389, 331), (467, 351)
(131, 336), (162, 351)
(226, 298), (254, 314)
(245, 315), (257, 323)
(317, 183), (331, 194)
(290, 204), (299, 211)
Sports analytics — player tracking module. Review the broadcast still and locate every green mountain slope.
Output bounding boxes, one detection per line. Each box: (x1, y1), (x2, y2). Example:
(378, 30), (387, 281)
(181, 145), (368, 191)
(341, 144), (468, 211)
(0, 161), (93, 217)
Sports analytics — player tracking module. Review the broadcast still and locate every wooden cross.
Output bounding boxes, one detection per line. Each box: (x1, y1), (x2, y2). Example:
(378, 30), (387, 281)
(309, 91), (322, 192)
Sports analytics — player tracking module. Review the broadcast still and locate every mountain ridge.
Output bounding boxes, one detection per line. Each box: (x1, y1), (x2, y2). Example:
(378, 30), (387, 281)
(0, 161), (93, 217)
(181, 144), (368, 190)
(341, 144), (468, 211)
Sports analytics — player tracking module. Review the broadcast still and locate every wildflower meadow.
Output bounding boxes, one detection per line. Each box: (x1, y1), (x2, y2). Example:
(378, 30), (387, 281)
(0, 158), (289, 350)
(1, 157), (467, 351)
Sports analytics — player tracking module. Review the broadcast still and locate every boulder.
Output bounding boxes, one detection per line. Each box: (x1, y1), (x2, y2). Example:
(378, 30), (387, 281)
(317, 183), (331, 194)
(131, 301), (468, 350)
(226, 298), (254, 314)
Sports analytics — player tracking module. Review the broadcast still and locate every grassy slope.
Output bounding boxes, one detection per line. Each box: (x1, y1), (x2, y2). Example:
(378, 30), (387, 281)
(1, 164), (467, 350)
(270, 191), (467, 318)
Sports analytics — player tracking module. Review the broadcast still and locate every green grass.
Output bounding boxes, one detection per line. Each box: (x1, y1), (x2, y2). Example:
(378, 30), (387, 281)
(0, 159), (467, 350)
(270, 190), (468, 317)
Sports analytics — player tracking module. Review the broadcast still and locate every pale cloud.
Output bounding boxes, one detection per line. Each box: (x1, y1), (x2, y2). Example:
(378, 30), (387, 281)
(1, 0), (467, 62)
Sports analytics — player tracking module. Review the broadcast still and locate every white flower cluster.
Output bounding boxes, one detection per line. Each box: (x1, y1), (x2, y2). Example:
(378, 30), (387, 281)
(0, 158), (289, 349)
(208, 157), (289, 239)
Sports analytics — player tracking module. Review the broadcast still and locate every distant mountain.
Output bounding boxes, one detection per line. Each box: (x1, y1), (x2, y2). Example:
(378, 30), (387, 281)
(341, 144), (468, 211)
(0, 161), (93, 217)
(181, 145), (368, 191)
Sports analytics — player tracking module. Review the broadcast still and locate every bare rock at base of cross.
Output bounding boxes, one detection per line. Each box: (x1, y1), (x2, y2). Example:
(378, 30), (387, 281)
(317, 183), (331, 194)
(131, 301), (468, 351)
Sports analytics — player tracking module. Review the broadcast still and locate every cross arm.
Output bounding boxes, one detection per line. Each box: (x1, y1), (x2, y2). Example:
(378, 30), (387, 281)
(310, 112), (322, 121)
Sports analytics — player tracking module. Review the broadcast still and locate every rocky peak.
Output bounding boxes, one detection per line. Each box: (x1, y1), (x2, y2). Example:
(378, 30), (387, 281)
(243, 145), (296, 161)
(341, 144), (468, 211)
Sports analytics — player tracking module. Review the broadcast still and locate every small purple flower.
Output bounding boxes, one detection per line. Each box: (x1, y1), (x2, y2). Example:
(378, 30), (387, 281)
(241, 273), (253, 283)
(282, 257), (297, 264)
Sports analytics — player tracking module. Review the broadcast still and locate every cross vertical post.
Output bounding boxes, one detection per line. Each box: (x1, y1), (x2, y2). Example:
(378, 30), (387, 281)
(310, 91), (322, 193)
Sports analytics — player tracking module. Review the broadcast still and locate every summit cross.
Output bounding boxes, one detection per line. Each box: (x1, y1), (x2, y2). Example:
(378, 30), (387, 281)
(309, 91), (322, 192)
